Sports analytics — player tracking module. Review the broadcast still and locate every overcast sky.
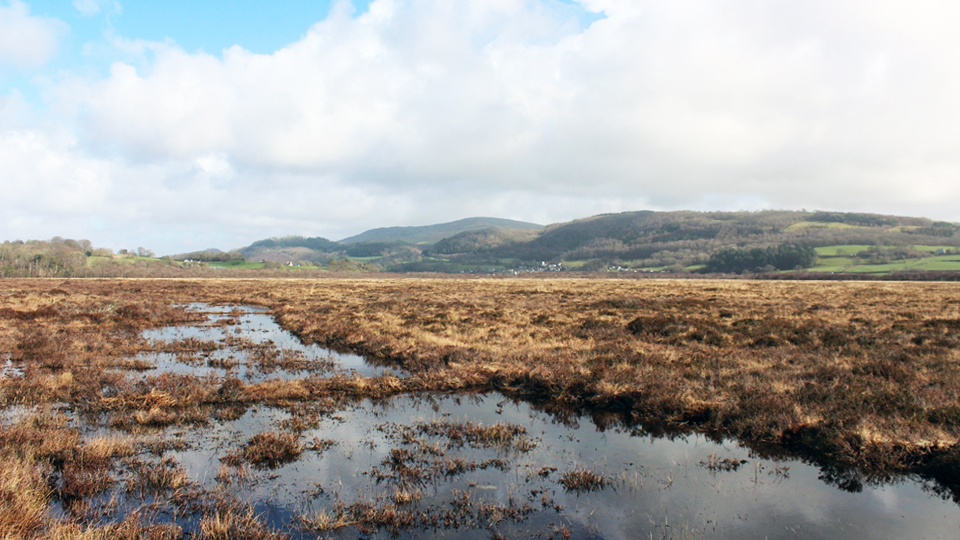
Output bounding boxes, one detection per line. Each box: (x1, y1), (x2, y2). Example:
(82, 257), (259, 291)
(2, 0), (959, 254)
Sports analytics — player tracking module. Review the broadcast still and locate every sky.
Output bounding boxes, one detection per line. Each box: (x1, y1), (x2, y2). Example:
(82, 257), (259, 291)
(2, 0), (960, 254)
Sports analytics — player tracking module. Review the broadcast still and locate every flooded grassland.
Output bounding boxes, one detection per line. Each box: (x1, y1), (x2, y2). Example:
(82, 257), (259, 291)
(2, 277), (960, 538)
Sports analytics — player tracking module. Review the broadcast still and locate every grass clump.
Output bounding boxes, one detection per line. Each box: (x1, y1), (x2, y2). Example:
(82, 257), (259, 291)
(404, 420), (537, 452)
(0, 456), (49, 538)
(199, 499), (288, 540)
(224, 431), (303, 469)
(558, 467), (607, 493)
(126, 457), (191, 495)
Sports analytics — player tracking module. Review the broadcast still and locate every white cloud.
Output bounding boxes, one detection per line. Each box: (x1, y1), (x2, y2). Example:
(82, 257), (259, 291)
(0, 128), (108, 214)
(0, 119), (389, 252)
(73, 0), (120, 17)
(73, 0), (100, 16)
(195, 154), (233, 178)
(0, 1), (65, 69)
(6, 0), (960, 251)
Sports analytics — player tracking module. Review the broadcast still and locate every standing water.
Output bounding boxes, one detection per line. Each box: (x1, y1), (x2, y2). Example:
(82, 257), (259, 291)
(138, 303), (402, 380)
(37, 305), (960, 538)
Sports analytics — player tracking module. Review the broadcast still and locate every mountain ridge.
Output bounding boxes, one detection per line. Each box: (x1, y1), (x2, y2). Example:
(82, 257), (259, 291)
(338, 217), (544, 244)
(225, 209), (960, 273)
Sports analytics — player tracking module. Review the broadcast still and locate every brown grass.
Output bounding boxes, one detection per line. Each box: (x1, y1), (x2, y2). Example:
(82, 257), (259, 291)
(381, 419), (538, 453)
(367, 421), (520, 491)
(558, 467), (607, 493)
(44, 513), (183, 540)
(125, 457), (192, 495)
(198, 499), (288, 540)
(0, 456), (50, 538)
(254, 277), (960, 483)
(222, 431), (303, 469)
(299, 488), (543, 537)
(5, 276), (960, 532)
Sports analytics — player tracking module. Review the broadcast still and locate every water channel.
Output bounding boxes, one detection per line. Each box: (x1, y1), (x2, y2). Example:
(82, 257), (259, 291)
(41, 306), (960, 537)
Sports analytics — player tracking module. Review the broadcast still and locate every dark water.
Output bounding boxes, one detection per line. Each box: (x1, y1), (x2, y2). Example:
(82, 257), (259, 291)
(161, 394), (960, 539)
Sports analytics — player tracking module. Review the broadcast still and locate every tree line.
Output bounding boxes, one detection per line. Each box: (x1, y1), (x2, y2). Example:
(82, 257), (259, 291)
(702, 244), (818, 274)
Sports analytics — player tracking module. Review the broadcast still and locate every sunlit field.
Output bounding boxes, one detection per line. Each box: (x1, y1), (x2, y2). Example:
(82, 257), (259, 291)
(3, 277), (960, 538)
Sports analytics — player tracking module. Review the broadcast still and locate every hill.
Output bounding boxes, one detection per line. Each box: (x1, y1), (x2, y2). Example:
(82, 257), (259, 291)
(388, 210), (960, 274)
(4, 210), (960, 277)
(229, 210), (960, 275)
(235, 236), (341, 264)
(487, 210), (958, 259)
(339, 217), (543, 244)
(427, 227), (541, 255)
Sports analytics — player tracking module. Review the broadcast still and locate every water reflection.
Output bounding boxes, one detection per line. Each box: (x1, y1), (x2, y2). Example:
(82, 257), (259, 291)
(138, 303), (402, 380)
(151, 393), (960, 539)
(27, 303), (960, 538)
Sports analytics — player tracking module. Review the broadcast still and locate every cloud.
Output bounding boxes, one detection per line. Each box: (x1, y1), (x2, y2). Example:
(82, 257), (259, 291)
(73, 0), (100, 16)
(73, 0), (120, 17)
(0, 127), (109, 217)
(0, 1), (66, 69)
(0, 118), (386, 252)
(7, 0), (960, 252)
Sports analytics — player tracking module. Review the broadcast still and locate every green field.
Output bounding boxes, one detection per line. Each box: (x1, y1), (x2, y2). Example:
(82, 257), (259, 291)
(914, 257), (960, 270)
(814, 245), (874, 256)
(812, 254), (960, 274)
(808, 257), (859, 273)
(808, 245), (960, 274)
(206, 261), (266, 269)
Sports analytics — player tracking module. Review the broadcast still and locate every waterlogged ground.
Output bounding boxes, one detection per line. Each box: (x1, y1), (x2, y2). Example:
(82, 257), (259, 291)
(29, 304), (960, 539)
(137, 303), (401, 380)
(158, 395), (960, 540)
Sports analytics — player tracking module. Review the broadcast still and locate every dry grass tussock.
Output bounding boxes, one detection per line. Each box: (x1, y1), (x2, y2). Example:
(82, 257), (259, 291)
(197, 499), (288, 540)
(4, 277), (960, 527)
(221, 431), (303, 469)
(558, 467), (607, 493)
(241, 278), (960, 469)
(0, 455), (49, 539)
(266, 277), (960, 484)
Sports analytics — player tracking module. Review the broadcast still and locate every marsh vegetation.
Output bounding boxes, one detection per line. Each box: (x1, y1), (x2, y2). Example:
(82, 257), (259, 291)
(3, 277), (960, 537)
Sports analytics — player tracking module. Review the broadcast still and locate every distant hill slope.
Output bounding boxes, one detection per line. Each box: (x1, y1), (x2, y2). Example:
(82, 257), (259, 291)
(339, 217), (543, 244)
(232, 210), (960, 273)
(427, 227), (541, 255)
(412, 210), (960, 267)
(236, 236), (341, 263)
(490, 210), (960, 261)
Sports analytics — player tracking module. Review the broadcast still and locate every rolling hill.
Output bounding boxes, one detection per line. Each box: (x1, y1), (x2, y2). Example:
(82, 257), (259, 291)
(338, 217), (543, 244)
(235, 236), (341, 264)
(388, 210), (960, 273)
(229, 210), (960, 274)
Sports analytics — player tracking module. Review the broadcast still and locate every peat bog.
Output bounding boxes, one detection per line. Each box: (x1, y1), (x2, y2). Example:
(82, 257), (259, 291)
(2, 277), (960, 538)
